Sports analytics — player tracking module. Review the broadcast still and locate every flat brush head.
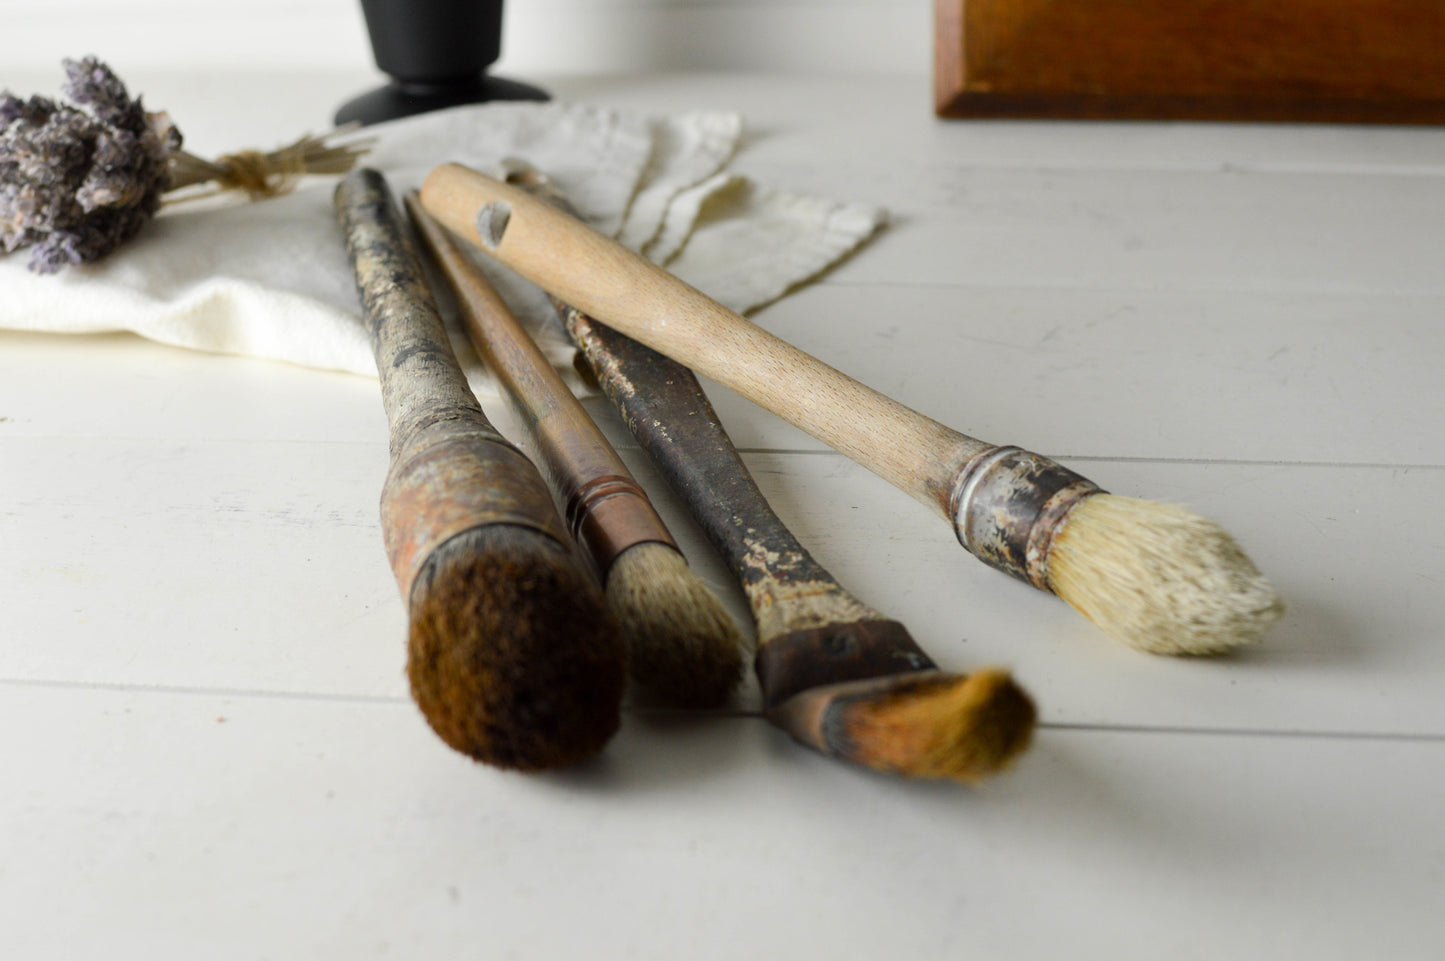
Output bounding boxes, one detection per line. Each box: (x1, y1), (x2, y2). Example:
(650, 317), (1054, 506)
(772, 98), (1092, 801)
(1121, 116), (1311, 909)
(1046, 494), (1285, 655)
(605, 541), (747, 708)
(406, 524), (627, 771)
(778, 668), (1036, 783)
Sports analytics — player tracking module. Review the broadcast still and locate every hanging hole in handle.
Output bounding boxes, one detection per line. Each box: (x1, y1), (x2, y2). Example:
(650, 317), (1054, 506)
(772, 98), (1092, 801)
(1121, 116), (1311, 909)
(474, 201), (511, 249)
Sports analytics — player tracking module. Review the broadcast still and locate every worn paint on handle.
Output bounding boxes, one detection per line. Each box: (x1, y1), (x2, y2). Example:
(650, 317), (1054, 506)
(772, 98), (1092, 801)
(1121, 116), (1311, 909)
(335, 168), (569, 599)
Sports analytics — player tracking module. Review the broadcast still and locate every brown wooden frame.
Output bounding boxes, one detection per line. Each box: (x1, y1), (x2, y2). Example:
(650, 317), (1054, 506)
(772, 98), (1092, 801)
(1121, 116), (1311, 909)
(935, 0), (1445, 123)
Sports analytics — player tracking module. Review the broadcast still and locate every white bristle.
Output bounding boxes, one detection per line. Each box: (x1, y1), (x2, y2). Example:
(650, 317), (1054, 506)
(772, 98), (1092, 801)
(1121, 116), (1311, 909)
(1046, 494), (1284, 655)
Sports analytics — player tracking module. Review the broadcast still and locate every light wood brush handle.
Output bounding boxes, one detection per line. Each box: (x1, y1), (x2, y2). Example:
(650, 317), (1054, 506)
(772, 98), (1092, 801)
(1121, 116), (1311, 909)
(420, 165), (980, 509)
(418, 163), (1097, 593)
(419, 163), (1283, 658)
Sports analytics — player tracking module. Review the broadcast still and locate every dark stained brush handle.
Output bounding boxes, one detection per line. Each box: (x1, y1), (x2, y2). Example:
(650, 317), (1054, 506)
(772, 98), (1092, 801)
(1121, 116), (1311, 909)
(564, 305), (832, 598)
(561, 306), (935, 706)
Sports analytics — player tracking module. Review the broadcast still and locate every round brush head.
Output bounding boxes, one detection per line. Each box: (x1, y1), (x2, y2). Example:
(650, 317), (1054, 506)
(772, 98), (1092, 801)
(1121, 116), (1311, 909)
(1046, 493), (1285, 655)
(405, 524), (627, 771)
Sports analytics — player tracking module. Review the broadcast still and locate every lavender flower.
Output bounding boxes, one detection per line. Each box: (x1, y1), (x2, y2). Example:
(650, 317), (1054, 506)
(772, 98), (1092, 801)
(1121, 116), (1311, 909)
(3, 56), (369, 275)
(0, 56), (180, 273)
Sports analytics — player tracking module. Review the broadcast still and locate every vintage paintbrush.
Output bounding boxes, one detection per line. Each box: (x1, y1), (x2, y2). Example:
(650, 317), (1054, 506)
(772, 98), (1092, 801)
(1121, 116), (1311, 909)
(418, 162), (1284, 656)
(565, 301), (1035, 781)
(404, 193), (745, 708)
(335, 168), (626, 769)
(475, 162), (1033, 780)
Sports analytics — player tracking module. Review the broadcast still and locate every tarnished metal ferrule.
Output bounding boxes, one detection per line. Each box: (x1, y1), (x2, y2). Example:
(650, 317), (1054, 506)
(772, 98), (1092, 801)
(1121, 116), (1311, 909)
(767, 670), (950, 759)
(948, 446), (1102, 591)
(754, 619), (935, 710)
(381, 429), (571, 599)
(561, 474), (678, 581)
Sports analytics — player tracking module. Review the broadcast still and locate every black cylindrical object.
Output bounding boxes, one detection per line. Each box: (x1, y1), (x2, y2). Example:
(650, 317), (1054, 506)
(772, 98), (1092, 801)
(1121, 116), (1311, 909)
(361, 0), (502, 83)
(335, 0), (547, 127)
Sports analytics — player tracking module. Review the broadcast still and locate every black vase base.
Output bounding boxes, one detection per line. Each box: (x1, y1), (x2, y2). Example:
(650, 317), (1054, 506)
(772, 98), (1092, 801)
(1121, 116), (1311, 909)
(334, 74), (550, 127)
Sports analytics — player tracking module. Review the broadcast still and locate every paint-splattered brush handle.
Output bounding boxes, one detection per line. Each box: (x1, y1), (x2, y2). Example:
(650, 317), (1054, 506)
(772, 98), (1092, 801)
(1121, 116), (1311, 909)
(561, 305), (936, 706)
(334, 168), (569, 599)
(562, 305), (843, 612)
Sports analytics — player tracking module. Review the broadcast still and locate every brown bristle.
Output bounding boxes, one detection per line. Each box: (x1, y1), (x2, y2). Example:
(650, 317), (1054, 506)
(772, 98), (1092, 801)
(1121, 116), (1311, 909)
(405, 524), (627, 771)
(604, 541), (747, 708)
(833, 669), (1036, 783)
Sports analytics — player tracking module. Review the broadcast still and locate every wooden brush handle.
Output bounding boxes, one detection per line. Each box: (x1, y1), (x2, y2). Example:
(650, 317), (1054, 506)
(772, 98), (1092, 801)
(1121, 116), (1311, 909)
(404, 194), (676, 577)
(562, 307), (834, 596)
(418, 164), (987, 521)
(419, 163), (1104, 594)
(340, 170), (485, 455)
(567, 304), (1040, 779)
(563, 306), (936, 705)
(335, 169), (568, 597)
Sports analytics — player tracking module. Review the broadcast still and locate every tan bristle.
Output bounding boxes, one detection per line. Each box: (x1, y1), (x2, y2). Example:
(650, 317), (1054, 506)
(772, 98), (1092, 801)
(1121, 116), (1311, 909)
(605, 541), (747, 708)
(406, 524), (627, 771)
(838, 669), (1036, 783)
(1046, 494), (1284, 655)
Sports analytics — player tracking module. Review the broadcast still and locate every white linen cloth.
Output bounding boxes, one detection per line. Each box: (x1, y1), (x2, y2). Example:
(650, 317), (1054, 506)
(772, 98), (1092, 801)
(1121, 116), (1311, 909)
(0, 100), (885, 397)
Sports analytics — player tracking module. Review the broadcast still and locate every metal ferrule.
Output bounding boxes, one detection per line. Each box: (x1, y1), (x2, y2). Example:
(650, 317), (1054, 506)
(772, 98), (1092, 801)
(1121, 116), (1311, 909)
(766, 670), (949, 760)
(754, 619), (935, 710)
(947, 445), (1102, 591)
(562, 473), (678, 580)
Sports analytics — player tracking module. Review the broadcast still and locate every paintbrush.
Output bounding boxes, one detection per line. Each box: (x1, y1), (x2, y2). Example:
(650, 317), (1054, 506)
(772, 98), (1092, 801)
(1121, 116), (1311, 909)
(403, 193), (745, 708)
(480, 162), (1033, 780)
(565, 300), (1035, 781)
(334, 168), (626, 769)
(418, 162), (1285, 656)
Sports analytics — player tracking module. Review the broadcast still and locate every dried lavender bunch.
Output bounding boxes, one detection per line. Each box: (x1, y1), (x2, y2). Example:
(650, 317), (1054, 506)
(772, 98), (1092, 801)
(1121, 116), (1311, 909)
(1, 56), (367, 274)
(0, 57), (179, 273)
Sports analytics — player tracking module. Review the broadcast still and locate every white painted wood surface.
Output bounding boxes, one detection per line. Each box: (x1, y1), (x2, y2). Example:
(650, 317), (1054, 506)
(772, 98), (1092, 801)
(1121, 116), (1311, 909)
(3, 70), (1444, 958)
